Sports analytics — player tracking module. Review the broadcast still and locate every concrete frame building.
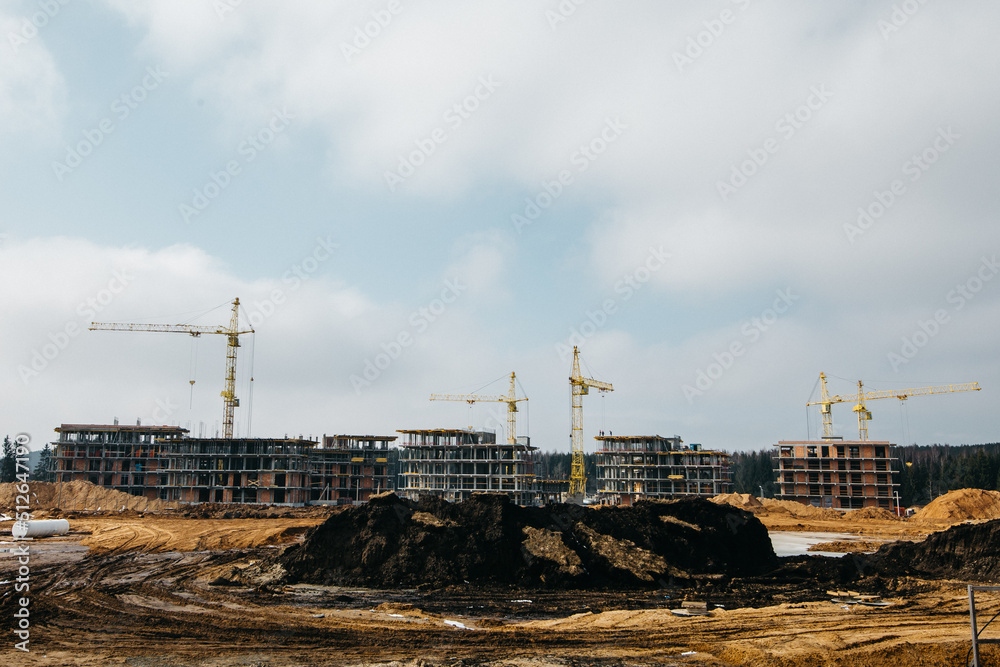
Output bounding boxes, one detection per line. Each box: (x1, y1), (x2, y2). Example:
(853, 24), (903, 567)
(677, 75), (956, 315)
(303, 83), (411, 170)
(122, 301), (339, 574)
(595, 435), (732, 505)
(51, 424), (397, 506)
(773, 440), (899, 510)
(396, 428), (536, 504)
(52, 424), (317, 505)
(51, 423), (189, 501)
(156, 436), (315, 504)
(307, 435), (398, 504)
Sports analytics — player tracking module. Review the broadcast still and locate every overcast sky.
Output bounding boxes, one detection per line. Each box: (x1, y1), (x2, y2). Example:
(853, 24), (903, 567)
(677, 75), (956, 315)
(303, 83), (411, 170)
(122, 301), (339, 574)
(2, 1), (998, 456)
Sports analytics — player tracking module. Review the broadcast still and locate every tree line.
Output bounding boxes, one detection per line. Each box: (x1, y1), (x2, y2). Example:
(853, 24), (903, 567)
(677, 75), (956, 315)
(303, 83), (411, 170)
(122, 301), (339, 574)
(0, 436), (53, 484)
(895, 443), (1000, 505)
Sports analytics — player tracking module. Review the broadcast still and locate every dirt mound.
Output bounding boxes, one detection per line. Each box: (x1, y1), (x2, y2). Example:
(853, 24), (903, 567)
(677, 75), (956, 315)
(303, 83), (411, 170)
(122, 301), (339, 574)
(179, 502), (337, 520)
(79, 518), (319, 553)
(0, 481), (176, 513)
(912, 488), (1000, 523)
(711, 493), (764, 510)
(807, 539), (889, 554)
(869, 518), (1000, 582)
(850, 507), (902, 522)
(269, 493), (778, 590)
(760, 498), (843, 519)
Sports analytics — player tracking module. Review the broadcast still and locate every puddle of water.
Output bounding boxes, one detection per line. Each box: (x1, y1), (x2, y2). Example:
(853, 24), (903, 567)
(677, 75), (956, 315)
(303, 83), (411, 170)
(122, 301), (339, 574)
(768, 531), (866, 557)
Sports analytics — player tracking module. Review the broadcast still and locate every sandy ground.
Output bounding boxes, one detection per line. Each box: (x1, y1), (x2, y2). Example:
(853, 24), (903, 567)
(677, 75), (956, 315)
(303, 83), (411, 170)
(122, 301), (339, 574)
(756, 511), (935, 539)
(1, 502), (997, 666)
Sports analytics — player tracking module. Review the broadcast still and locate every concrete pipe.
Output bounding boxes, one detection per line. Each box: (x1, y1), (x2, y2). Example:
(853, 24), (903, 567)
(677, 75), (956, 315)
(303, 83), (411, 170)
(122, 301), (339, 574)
(11, 519), (70, 539)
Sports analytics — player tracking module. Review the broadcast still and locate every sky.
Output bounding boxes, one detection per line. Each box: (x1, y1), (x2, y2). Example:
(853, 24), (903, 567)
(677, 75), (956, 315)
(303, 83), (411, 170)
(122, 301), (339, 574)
(1, 0), (998, 456)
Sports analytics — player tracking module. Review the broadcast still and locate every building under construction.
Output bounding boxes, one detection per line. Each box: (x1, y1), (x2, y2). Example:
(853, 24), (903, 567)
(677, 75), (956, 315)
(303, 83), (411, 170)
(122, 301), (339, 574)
(307, 435), (397, 504)
(773, 440), (899, 510)
(595, 435), (732, 505)
(52, 423), (190, 499)
(51, 423), (399, 506)
(396, 428), (537, 504)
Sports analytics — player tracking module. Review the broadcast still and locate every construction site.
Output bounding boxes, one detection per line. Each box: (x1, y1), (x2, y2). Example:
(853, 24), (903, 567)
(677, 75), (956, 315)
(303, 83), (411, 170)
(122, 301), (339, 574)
(7, 299), (998, 666)
(52, 303), (734, 507)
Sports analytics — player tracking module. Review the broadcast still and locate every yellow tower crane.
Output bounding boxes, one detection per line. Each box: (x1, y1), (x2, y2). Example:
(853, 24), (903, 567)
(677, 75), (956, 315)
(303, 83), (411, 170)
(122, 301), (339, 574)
(807, 371), (981, 441)
(429, 372), (527, 444)
(569, 346), (613, 499)
(89, 298), (254, 439)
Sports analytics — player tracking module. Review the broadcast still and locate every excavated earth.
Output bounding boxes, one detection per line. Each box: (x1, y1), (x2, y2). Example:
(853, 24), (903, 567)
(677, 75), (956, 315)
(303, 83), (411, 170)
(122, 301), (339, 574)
(3, 489), (1000, 665)
(263, 492), (778, 590)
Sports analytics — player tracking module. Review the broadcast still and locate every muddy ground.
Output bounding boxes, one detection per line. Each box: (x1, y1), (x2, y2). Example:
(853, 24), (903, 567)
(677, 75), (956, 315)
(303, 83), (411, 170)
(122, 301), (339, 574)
(2, 493), (999, 666)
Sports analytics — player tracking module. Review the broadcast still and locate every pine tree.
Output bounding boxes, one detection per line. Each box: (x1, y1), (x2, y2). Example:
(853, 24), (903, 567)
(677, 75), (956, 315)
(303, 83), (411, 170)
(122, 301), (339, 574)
(0, 436), (15, 483)
(32, 443), (53, 482)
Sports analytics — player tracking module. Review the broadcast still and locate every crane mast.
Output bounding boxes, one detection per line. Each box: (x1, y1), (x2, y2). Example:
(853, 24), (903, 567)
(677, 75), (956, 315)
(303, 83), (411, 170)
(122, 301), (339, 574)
(429, 372), (527, 444)
(807, 372), (981, 440)
(89, 298), (254, 438)
(569, 346), (613, 499)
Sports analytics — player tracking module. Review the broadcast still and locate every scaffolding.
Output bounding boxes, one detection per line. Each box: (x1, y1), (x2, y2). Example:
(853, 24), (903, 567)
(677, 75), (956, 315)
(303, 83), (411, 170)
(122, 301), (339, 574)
(307, 435), (398, 504)
(52, 423), (189, 501)
(773, 440), (899, 510)
(595, 435), (732, 505)
(52, 424), (322, 506)
(51, 423), (553, 507)
(396, 428), (536, 504)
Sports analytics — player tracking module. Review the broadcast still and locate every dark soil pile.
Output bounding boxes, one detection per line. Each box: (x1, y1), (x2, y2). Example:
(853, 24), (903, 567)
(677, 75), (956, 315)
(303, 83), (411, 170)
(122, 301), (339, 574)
(272, 492), (777, 589)
(868, 518), (1000, 582)
(180, 502), (337, 520)
(768, 519), (1000, 597)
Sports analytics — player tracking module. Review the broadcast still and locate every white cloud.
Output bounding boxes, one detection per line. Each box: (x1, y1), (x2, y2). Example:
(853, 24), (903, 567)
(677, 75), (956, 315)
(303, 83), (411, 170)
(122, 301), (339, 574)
(0, 234), (527, 446)
(5, 3), (1000, 454)
(0, 7), (67, 137)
